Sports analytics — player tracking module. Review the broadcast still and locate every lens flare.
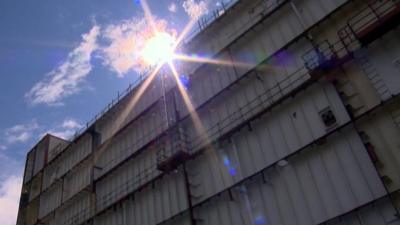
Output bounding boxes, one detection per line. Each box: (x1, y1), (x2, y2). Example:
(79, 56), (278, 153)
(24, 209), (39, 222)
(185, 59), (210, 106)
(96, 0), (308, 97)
(141, 32), (176, 65)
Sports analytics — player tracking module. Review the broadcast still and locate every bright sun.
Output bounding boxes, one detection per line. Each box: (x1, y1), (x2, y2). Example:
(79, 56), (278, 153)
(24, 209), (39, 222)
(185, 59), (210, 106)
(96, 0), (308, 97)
(141, 32), (176, 66)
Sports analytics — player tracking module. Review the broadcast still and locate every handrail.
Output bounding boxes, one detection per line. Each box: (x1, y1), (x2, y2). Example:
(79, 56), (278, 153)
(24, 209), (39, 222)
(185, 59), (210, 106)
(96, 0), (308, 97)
(184, 0), (239, 43)
(339, 0), (399, 41)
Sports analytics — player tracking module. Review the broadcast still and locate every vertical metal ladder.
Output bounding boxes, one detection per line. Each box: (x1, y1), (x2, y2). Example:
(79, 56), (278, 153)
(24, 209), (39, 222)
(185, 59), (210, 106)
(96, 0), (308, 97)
(353, 48), (392, 101)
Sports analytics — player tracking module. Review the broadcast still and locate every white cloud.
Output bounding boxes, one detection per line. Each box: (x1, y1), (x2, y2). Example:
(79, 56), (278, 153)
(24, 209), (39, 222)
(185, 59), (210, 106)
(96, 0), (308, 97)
(168, 2), (177, 13)
(100, 18), (175, 77)
(5, 121), (39, 144)
(0, 175), (22, 225)
(62, 119), (82, 130)
(182, 0), (209, 19)
(0, 145), (6, 151)
(26, 26), (100, 106)
(47, 118), (83, 140)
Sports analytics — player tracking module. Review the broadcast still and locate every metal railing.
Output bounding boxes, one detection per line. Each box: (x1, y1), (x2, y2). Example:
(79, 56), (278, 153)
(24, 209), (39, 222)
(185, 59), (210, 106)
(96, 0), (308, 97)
(184, 0), (239, 43)
(338, 0), (399, 46)
(71, 71), (150, 141)
(184, 0), (285, 44)
(188, 65), (310, 152)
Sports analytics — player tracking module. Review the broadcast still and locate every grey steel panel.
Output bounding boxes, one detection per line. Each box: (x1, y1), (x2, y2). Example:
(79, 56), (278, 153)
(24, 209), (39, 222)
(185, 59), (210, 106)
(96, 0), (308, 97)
(191, 128), (386, 225)
(55, 192), (92, 225)
(39, 183), (62, 219)
(94, 172), (188, 225)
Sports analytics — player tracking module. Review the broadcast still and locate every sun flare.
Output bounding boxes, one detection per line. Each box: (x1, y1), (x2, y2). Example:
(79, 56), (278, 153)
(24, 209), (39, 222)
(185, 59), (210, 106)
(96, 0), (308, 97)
(141, 32), (176, 66)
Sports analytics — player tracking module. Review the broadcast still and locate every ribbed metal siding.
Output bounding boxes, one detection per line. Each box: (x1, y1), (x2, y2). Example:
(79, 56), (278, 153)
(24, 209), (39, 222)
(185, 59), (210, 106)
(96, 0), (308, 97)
(29, 173), (41, 201)
(58, 134), (92, 177)
(63, 161), (92, 202)
(33, 142), (47, 176)
(39, 182), (62, 219)
(186, 81), (355, 202)
(191, 128), (386, 225)
(40, 214), (55, 225)
(366, 31), (400, 98)
(187, 0), (348, 75)
(94, 172), (188, 225)
(95, 149), (159, 211)
(95, 74), (175, 144)
(43, 134), (92, 190)
(55, 192), (92, 225)
(26, 199), (39, 225)
(24, 150), (35, 184)
(326, 197), (400, 225)
(48, 137), (68, 163)
(178, 37), (314, 124)
(359, 107), (400, 191)
(42, 159), (60, 190)
(186, 81), (349, 153)
(208, 0), (282, 57)
(94, 102), (167, 178)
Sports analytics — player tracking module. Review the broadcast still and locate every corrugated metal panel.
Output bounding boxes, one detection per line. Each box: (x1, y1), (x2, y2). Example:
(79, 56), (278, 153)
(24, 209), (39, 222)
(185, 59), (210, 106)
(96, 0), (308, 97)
(186, 0), (348, 77)
(48, 137), (69, 163)
(29, 173), (41, 201)
(179, 38), (314, 124)
(41, 213), (55, 225)
(42, 159), (61, 190)
(184, 0), (361, 132)
(95, 172), (188, 225)
(58, 134), (92, 177)
(191, 128), (386, 225)
(43, 133), (92, 191)
(63, 161), (92, 201)
(358, 107), (400, 192)
(178, 0), (352, 121)
(95, 74), (175, 145)
(55, 192), (93, 225)
(39, 182), (63, 219)
(26, 199), (39, 225)
(296, 0), (349, 29)
(94, 104), (167, 179)
(326, 197), (400, 225)
(16, 207), (27, 225)
(33, 141), (47, 176)
(24, 150), (35, 184)
(366, 30), (400, 98)
(186, 0), (286, 66)
(95, 148), (160, 211)
(186, 81), (349, 154)
(162, 215), (190, 225)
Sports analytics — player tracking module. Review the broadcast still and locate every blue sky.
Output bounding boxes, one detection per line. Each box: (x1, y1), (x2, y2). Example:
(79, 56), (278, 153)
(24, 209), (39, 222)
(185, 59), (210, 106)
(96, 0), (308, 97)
(0, 0), (227, 223)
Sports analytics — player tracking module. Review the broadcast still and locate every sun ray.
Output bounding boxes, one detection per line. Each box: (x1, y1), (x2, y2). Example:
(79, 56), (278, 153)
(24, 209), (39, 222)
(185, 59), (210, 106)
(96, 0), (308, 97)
(94, 63), (163, 163)
(169, 62), (234, 185)
(172, 18), (198, 50)
(168, 62), (210, 146)
(174, 53), (255, 69)
(139, 0), (158, 33)
(93, 0), (258, 169)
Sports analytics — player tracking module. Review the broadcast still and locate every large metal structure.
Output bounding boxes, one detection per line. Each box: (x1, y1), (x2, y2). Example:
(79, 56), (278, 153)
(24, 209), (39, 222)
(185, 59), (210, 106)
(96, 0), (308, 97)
(16, 0), (400, 224)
